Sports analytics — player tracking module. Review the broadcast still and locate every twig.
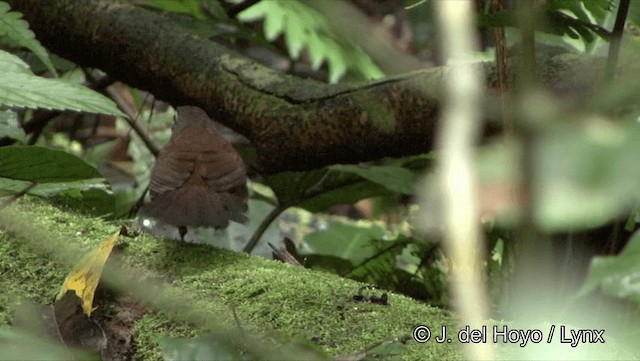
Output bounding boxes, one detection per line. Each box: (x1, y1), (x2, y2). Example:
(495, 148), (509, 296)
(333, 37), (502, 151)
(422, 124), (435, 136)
(243, 204), (288, 254)
(0, 182), (37, 210)
(84, 70), (160, 157)
(268, 239), (302, 266)
(342, 240), (408, 278)
(103, 86), (160, 157)
(605, 0), (630, 81)
(25, 111), (61, 145)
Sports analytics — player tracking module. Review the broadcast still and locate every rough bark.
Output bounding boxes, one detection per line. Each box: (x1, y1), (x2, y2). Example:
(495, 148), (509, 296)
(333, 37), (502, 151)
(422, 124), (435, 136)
(8, 0), (600, 173)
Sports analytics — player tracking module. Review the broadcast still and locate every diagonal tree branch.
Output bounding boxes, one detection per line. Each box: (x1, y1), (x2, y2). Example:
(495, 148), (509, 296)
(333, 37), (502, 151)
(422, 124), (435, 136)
(9, 0), (601, 173)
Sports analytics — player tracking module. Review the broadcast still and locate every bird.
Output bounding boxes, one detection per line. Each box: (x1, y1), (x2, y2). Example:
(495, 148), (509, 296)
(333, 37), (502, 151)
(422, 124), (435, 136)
(140, 106), (248, 241)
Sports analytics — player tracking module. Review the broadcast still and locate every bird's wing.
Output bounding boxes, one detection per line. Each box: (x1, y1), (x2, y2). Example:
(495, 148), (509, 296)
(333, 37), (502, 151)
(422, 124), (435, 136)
(197, 142), (247, 192)
(145, 126), (248, 227)
(148, 147), (195, 196)
(196, 142), (248, 223)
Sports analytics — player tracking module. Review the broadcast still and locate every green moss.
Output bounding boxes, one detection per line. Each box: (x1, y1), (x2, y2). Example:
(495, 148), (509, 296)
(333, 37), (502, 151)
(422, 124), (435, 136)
(0, 197), (460, 360)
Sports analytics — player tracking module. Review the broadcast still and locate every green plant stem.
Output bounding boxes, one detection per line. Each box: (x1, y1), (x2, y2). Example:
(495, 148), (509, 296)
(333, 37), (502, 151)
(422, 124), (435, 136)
(605, 0), (630, 81)
(243, 203), (288, 254)
(435, 1), (491, 359)
(492, 0), (512, 135)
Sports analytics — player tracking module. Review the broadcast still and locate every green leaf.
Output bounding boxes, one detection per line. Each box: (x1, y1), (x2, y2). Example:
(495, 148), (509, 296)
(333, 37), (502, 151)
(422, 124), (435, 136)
(264, 168), (329, 207)
(285, 15), (306, 59)
(467, 120), (640, 231)
(236, 0), (270, 22)
(479, 4), (611, 45)
(325, 39), (348, 83)
(0, 48), (31, 73)
(262, 2), (285, 41)
(0, 146), (114, 216)
(52, 187), (115, 217)
(302, 221), (386, 262)
(263, 167), (397, 213)
(535, 121), (640, 231)
(307, 32), (326, 70)
(0, 177), (107, 195)
(579, 232), (640, 303)
(0, 71), (127, 117)
(237, 0), (383, 83)
(344, 44), (385, 80)
(0, 2), (58, 76)
(0, 110), (25, 143)
(297, 179), (393, 213)
(0, 146), (101, 182)
(329, 164), (418, 195)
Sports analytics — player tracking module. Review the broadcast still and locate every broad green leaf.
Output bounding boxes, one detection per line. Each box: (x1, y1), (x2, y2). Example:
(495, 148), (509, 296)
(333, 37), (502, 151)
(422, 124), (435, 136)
(556, 0), (613, 22)
(302, 220), (386, 262)
(467, 120), (640, 231)
(329, 164), (418, 195)
(264, 167), (397, 213)
(0, 72), (127, 117)
(535, 121), (640, 230)
(0, 178), (108, 195)
(264, 168), (329, 207)
(479, 5), (610, 46)
(579, 232), (640, 303)
(297, 179), (393, 213)
(0, 2), (57, 76)
(0, 146), (101, 182)
(0, 146), (114, 216)
(52, 187), (115, 217)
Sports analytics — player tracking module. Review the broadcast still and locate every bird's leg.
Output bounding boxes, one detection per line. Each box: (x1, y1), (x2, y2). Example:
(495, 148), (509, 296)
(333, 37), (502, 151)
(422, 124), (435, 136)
(178, 226), (188, 241)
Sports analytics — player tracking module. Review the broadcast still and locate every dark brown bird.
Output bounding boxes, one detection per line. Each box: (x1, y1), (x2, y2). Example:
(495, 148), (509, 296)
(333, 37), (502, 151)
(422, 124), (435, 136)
(141, 106), (247, 241)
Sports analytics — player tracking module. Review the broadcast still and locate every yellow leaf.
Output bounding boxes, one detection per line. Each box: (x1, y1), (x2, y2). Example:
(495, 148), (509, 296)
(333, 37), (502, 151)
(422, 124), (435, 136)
(57, 229), (120, 315)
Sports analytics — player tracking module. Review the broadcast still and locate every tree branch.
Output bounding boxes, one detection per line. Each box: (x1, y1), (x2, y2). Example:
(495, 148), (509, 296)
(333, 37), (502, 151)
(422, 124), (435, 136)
(9, 0), (601, 173)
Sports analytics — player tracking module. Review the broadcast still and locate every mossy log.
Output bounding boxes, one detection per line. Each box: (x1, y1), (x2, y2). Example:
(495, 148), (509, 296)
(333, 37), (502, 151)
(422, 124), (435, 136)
(0, 198), (460, 360)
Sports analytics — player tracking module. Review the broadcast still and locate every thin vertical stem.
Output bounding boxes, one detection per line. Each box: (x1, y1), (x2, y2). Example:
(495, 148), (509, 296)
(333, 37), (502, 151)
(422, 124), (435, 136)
(435, 1), (492, 359)
(492, 0), (512, 134)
